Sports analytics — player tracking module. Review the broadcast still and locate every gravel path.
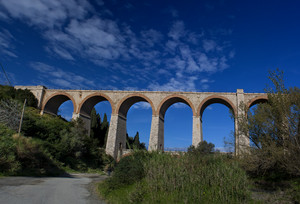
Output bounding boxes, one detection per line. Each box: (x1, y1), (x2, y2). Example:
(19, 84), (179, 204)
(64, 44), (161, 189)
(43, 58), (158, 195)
(0, 174), (107, 204)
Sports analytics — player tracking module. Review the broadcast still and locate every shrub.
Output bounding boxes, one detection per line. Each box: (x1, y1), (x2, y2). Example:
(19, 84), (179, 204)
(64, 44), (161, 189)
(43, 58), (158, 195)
(0, 124), (63, 176)
(100, 151), (149, 196)
(187, 140), (215, 154)
(113, 151), (148, 184)
(14, 136), (64, 176)
(22, 107), (70, 142)
(0, 85), (37, 108)
(0, 124), (20, 173)
(0, 99), (22, 131)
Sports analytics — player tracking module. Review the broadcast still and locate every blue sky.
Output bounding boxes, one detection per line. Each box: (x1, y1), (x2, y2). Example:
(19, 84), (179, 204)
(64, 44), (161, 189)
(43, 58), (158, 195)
(0, 0), (300, 150)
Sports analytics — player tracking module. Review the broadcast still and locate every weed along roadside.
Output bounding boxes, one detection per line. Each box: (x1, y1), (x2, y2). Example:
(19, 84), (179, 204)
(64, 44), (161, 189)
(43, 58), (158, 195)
(97, 144), (252, 204)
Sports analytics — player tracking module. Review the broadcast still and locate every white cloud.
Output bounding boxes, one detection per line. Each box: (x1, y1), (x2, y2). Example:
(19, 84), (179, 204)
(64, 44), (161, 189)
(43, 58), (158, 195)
(165, 40), (178, 52)
(187, 32), (202, 44)
(52, 78), (73, 88)
(165, 56), (185, 71)
(140, 29), (163, 47)
(0, 0), (92, 28)
(171, 102), (189, 109)
(30, 61), (96, 89)
(0, 1), (234, 91)
(201, 84), (210, 90)
(51, 46), (74, 60)
(198, 53), (218, 72)
(229, 50), (235, 59)
(219, 56), (229, 70)
(161, 21), (230, 92)
(0, 29), (17, 57)
(131, 102), (151, 110)
(0, 10), (8, 20)
(67, 18), (122, 49)
(30, 62), (55, 72)
(43, 17), (128, 62)
(168, 21), (185, 41)
(148, 76), (197, 92)
(200, 78), (209, 83)
(203, 39), (217, 52)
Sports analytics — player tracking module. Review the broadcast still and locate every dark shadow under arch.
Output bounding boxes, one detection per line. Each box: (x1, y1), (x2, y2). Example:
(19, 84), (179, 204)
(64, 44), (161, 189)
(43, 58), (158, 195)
(117, 94), (155, 118)
(198, 96), (236, 117)
(79, 94), (113, 117)
(247, 96), (268, 109)
(43, 93), (76, 115)
(157, 95), (195, 118)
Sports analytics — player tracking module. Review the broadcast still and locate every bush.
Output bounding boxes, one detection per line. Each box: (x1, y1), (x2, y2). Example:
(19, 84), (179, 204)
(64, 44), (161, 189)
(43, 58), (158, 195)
(187, 140), (215, 154)
(0, 99), (22, 131)
(113, 151), (148, 185)
(102, 151), (149, 193)
(0, 124), (63, 176)
(0, 124), (20, 173)
(22, 107), (70, 142)
(13, 136), (64, 176)
(0, 85), (37, 108)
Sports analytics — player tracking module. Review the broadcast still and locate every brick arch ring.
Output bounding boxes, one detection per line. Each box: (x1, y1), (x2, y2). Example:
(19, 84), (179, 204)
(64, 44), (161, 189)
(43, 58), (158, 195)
(197, 95), (237, 117)
(115, 93), (156, 115)
(156, 94), (196, 117)
(247, 95), (268, 109)
(41, 92), (77, 114)
(77, 93), (115, 114)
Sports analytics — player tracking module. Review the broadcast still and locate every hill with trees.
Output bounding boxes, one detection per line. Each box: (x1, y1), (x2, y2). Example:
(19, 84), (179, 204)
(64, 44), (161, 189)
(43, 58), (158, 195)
(0, 85), (147, 176)
(0, 85), (112, 176)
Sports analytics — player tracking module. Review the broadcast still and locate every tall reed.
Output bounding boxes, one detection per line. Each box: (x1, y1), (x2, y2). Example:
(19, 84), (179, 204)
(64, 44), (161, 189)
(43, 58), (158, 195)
(143, 152), (250, 203)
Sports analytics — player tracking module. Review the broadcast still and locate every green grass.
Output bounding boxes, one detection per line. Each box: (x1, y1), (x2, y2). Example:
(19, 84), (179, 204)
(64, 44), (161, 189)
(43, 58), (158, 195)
(98, 181), (140, 204)
(97, 151), (253, 203)
(61, 165), (106, 175)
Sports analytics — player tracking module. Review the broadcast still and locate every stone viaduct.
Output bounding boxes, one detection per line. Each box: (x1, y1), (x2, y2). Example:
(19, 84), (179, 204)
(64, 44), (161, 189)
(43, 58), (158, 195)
(15, 85), (268, 159)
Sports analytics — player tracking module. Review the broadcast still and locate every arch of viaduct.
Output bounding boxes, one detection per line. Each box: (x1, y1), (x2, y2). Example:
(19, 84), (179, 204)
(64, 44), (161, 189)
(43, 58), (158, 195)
(15, 85), (268, 159)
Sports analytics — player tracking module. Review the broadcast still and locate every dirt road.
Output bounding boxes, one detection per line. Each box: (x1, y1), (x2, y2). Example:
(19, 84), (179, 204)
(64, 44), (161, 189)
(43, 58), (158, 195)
(0, 173), (107, 204)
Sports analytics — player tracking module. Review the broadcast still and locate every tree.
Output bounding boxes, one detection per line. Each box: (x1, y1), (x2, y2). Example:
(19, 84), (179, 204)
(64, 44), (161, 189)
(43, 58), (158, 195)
(187, 140), (215, 154)
(101, 113), (109, 147)
(238, 69), (300, 178)
(0, 99), (22, 131)
(89, 110), (110, 148)
(133, 132), (140, 149)
(90, 108), (101, 140)
(15, 88), (37, 108)
(126, 133), (133, 149)
(126, 131), (147, 150)
(0, 85), (37, 108)
(58, 118), (89, 162)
